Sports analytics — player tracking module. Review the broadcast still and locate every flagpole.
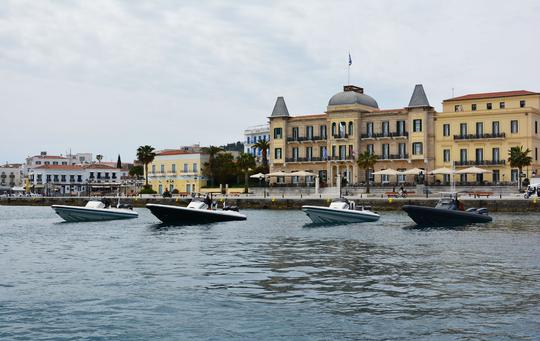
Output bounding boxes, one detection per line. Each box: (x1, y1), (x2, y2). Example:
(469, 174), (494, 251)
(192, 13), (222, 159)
(347, 51), (351, 85)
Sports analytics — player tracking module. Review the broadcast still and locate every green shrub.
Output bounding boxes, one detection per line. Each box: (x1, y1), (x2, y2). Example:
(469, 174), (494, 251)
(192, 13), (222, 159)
(139, 186), (157, 194)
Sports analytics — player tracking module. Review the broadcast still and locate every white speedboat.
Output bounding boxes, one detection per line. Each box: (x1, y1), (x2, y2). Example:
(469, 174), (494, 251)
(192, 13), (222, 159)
(147, 198), (247, 225)
(302, 198), (380, 224)
(52, 199), (138, 222)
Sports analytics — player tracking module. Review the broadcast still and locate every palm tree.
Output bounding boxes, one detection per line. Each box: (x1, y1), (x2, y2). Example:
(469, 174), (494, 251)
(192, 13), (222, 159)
(253, 139), (270, 169)
(356, 150), (378, 194)
(96, 154), (103, 163)
(508, 146), (533, 191)
(201, 146), (224, 186)
(136, 145), (156, 187)
(236, 152), (256, 193)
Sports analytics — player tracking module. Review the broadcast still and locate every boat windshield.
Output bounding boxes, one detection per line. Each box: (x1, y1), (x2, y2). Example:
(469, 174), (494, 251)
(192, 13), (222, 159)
(187, 200), (207, 210)
(85, 201), (106, 209)
(436, 198), (457, 210)
(329, 198), (350, 210)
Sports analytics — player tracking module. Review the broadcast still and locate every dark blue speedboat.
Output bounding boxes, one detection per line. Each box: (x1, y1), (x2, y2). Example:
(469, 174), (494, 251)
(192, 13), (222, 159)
(402, 193), (492, 227)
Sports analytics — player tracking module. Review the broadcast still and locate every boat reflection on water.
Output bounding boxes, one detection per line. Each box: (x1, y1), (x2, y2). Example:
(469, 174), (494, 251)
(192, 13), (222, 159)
(402, 192), (492, 227)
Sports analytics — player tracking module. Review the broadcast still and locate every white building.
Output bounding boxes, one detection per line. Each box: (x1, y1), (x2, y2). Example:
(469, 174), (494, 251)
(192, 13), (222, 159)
(28, 163), (127, 195)
(244, 124), (269, 162)
(0, 164), (24, 191)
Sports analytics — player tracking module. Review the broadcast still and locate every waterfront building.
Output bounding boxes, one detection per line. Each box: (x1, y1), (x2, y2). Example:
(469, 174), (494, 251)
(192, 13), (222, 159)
(146, 150), (209, 194)
(244, 124), (270, 162)
(27, 164), (127, 195)
(0, 163), (24, 190)
(268, 84), (436, 185)
(434, 90), (540, 184)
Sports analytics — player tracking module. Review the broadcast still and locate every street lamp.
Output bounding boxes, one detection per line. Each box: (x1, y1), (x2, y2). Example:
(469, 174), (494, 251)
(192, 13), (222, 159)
(424, 158), (429, 198)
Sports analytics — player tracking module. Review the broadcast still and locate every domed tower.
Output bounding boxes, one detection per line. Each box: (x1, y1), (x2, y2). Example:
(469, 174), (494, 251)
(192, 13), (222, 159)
(327, 85), (379, 110)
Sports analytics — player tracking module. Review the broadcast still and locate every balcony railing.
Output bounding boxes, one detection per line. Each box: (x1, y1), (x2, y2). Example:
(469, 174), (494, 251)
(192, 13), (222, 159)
(286, 135), (327, 142)
(285, 157), (326, 163)
(332, 133), (350, 139)
(453, 133), (506, 140)
(376, 154), (409, 160)
(455, 160), (506, 166)
(361, 131), (409, 139)
(328, 155), (355, 161)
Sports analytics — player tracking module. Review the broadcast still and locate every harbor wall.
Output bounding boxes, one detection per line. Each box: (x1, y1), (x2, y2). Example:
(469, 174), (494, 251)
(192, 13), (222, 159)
(1, 196), (540, 212)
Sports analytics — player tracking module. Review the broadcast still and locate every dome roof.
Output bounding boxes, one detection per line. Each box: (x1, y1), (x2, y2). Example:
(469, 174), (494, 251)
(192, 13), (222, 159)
(328, 86), (379, 108)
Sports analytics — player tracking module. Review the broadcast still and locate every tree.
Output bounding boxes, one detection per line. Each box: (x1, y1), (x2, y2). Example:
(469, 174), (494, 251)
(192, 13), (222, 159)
(201, 146), (224, 186)
(508, 146), (533, 191)
(96, 154), (103, 163)
(129, 165), (144, 178)
(253, 139), (270, 171)
(237, 152), (256, 193)
(356, 150), (378, 194)
(116, 154), (122, 169)
(213, 153), (237, 186)
(136, 145), (156, 187)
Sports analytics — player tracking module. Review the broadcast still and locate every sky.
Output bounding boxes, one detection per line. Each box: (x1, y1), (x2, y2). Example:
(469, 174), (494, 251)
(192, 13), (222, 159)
(1, 0), (539, 163)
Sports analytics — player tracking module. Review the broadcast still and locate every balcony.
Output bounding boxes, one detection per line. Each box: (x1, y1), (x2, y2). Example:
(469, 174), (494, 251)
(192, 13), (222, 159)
(376, 154), (409, 161)
(328, 155), (355, 161)
(332, 133), (349, 140)
(287, 135), (327, 142)
(455, 160), (506, 166)
(285, 157), (326, 163)
(361, 131), (409, 139)
(453, 133), (506, 140)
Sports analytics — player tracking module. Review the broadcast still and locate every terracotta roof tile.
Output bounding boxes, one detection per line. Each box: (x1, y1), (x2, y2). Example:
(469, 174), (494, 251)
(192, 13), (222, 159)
(32, 155), (67, 159)
(83, 164), (117, 169)
(157, 150), (201, 156)
(34, 165), (82, 170)
(444, 90), (539, 102)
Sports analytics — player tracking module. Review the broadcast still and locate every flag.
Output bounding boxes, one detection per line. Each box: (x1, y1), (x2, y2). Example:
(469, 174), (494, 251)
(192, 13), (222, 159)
(348, 53), (352, 66)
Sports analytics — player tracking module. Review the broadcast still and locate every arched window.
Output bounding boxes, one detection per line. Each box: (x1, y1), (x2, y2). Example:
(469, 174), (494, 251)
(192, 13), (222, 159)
(331, 122), (336, 135)
(348, 121), (353, 136)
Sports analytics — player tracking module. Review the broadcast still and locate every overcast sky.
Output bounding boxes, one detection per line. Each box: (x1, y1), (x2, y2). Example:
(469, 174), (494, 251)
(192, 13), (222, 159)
(1, 0), (539, 163)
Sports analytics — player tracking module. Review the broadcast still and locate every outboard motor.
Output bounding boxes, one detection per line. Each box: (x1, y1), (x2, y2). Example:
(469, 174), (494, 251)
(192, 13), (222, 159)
(466, 207), (477, 213)
(101, 198), (111, 208)
(476, 208), (489, 215)
(118, 203), (133, 210)
(223, 206), (239, 212)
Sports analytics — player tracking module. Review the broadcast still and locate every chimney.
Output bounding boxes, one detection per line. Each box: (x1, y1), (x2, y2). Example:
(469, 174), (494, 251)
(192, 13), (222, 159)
(343, 85), (364, 94)
(40, 151), (47, 156)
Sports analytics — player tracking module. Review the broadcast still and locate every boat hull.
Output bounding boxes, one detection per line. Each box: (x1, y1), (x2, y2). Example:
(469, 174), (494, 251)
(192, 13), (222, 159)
(146, 203), (247, 225)
(51, 205), (138, 222)
(301, 205), (380, 224)
(402, 205), (492, 227)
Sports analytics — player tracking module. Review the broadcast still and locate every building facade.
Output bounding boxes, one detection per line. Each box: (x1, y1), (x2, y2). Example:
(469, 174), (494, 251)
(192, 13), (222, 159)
(434, 90), (540, 184)
(27, 164), (127, 195)
(0, 164), (23, 190)
(146, 150), (209, 194)
(244, 124), (270, 162)
(269, 84), (436, 185)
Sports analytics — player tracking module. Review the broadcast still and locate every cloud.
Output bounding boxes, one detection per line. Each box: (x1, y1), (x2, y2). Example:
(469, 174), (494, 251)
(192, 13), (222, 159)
(0, 0), (539, 162)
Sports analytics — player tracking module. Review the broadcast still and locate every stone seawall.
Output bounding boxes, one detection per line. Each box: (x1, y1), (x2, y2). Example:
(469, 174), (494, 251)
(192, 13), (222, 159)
(1, 197), (540, 212)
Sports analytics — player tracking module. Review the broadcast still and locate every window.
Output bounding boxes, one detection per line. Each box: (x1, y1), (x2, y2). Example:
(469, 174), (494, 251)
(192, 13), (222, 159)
(331, 122), (337, 135)
(476, 122), (483, 136)
(69, 175), (75, 182)
(151, 165), (156, 173)
(367, 144), (374, 155)
(398, 143), (406, 157)
(492, 170), (500, 183)
(320, 146), (327, 159)
(460, 123), (468, 136)
(332, 145), (336, 157)
(273, 127), (282, 139)
(77, 175), (82, 182)
(366, 122), (374, 136)
(396, 120), (406, 135)
(443, 124), (450, 137)
(89, 172), (94, 179)
(471, 104), (477, 111)
(53, 175), (59, 182)
(460, 149), (468, 162)
(499, 102), (505, 109)
(112, 173), (116, 179)
(475, 148), (483, 162)
(246, 136), (250, 144)
(306, 147), (313, 160)
(382, 121), (389, 136)
(487, 103), (492, 110)
(492, 121), (500, 135)
(320, 125), (327, 138)
(382, 144), (389, 159)
(412, 142), (423, 155)
(274, 148), (282, 159)
(36, 161), (41, 165)
(292, 147), (299, 160)
(443, 149), (450, 162)
(492, 148), (500, 162)
(160, 164), (165, 173)
(413, 119), (422, 132)
(511, 169), (519, 182)
(511, 120), (519, 133)
(193, 163), (198, 173)
(171, 164), (176, 173)
(348, 122), (353, 136)
(454, 104), (460, 112)
(339, 122), (346, 137)
(61, 175), (66, 182)
(520, 100), (526, 108)
(183, 163), (188, 172)
(292, 127), (299, 139)
(158, 184), (162, 195)
(46, 175), (51, 182)
(306, 126), (313, 139)
(339, 145), (346, 159)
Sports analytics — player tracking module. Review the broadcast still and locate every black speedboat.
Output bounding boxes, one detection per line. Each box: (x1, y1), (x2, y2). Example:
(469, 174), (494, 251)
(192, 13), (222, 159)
(402, 193), (492, 227)
(147, 198), (246, 225)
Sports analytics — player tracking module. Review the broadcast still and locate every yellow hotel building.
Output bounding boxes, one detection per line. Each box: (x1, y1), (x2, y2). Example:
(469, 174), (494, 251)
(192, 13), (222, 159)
(434, 90), (540, 184)
(147, 150), (209, 194)
(269, 84), (436, 185)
